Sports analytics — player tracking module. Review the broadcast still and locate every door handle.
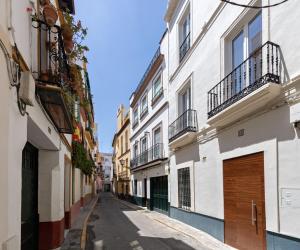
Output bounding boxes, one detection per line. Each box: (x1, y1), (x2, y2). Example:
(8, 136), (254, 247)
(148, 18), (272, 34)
(252, 200), (257, 226)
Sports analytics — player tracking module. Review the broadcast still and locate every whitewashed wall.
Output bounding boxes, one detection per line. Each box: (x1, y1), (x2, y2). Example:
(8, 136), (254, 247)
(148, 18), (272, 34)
(167, 0), (300, 239)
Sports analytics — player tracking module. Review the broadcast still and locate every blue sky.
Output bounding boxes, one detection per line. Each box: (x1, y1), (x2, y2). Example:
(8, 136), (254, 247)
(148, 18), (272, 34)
(75, 0), (168, 153)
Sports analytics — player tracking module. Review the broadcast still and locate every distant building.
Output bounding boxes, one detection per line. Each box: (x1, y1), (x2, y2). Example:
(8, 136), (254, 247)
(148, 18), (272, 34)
(100, 153), (113, 192)
(112, 105), (132, 197)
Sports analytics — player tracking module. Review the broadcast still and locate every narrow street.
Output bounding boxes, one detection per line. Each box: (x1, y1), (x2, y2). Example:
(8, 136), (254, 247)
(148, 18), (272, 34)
(85, 193), (229, 250)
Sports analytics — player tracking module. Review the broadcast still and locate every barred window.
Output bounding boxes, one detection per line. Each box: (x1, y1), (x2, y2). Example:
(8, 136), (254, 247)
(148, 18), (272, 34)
(178, 167), (191, 210)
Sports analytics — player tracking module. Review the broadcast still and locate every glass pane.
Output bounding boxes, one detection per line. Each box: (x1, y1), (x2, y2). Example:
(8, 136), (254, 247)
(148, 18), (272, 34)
(153, 77), (161, 96)
(249, 12), (262, 84)
(249, 12), (262, 54)
(154, 128), (161, 145)
(232, 31), (244, 93)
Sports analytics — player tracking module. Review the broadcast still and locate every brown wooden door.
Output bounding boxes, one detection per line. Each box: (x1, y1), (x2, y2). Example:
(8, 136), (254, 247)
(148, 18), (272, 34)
(224, 152), (266, 250)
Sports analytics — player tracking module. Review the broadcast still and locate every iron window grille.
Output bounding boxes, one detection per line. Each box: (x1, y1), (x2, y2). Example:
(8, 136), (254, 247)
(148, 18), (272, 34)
(207, 41), (280, 118)
(178, 167), (191, 210)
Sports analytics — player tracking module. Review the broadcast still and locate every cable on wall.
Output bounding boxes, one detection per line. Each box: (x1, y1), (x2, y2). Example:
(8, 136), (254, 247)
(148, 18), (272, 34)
(0, 39), (27, 116)
(220, 0), (289, 9)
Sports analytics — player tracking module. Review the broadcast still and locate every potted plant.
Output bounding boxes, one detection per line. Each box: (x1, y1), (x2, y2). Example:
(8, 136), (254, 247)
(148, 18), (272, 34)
(64, 39), (74, 54)
(63, 11), (89, 63)
(61, 23), (73, 40)
(42, 0), (58, 27)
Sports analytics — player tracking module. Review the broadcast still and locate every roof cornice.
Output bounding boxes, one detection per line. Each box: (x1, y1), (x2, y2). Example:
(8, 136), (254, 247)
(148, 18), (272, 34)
(164, 0), (179, 22)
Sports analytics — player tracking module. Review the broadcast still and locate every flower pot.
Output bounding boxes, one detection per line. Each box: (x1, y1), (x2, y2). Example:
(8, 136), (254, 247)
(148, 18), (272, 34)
(61, 23), (73, 40)
(40, 71), (49, 82)
(64, 39), (74, 54)
(43, 2), (58, 27)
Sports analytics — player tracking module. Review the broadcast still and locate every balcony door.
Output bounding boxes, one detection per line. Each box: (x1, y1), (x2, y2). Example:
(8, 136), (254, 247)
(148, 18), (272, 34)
(231, 12), (262, 94)
(178, 86), (191, 132)
(141, 137), (148, 164)
(153, 127), (161, 159)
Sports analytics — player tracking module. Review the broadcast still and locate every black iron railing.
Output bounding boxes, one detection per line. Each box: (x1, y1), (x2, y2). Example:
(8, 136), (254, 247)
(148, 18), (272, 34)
(169, 109), (198, 142)
(180, 33), (190, 62)
(32, 18), (70, 87)
(207, 41), (280, 118)
(131, 143), (164, 169)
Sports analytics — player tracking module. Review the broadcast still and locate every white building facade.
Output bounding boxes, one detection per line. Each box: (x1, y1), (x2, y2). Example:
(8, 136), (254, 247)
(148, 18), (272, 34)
(129, 32), (170, 213)
(101, 153), (113, 192)
(165, 0), (300, 249)
(0, 0), (96, 249)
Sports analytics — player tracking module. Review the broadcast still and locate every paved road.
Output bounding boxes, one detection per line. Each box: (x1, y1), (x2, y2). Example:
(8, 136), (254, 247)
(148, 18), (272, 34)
(86, 193), (213, 250)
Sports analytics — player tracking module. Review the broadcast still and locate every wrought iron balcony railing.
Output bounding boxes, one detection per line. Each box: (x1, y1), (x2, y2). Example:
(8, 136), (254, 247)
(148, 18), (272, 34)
(169, 109), (198, 142)
(131, 143), (164, 169)
(207, 41), (280, 118)
(179, 33), (190, 62)
(32, 18), (70, 87)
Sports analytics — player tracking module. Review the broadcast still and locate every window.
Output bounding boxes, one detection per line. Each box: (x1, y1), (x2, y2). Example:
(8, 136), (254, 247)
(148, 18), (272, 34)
(178, 84), (191, 115)
(140, 136), (148, 164)
(134, 180), (138, 195)
(152, 73), (163, 102)
(141, 137), (147, 153)
(229, 12), (262, 94)
(125, 131), (128, 151)
(140, 93), (148, 117)
(178, 167), (191, 210)
(133, 143), (139, 158)
(121, 136), (123, 154)
(153, 126), (162, 159)
(133, 108), (139, 127)
(153, 127), (161, 145)
(179, 10), (191, 62)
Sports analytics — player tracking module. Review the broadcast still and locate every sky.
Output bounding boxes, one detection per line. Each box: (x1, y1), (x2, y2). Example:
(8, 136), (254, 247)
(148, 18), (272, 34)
(75, 0), (168, 153)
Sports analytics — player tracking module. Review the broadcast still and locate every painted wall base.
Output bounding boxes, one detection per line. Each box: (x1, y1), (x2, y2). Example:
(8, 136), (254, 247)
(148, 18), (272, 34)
(267, 231), (300, 250)
(169, 206), (224, 242)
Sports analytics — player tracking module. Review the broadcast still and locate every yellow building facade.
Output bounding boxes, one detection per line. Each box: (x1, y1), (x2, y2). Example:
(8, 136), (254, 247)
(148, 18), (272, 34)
(112, 105), (131, 197)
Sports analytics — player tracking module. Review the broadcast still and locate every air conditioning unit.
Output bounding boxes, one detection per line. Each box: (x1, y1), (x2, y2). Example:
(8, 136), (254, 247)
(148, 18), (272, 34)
(20, 71), (35, 106)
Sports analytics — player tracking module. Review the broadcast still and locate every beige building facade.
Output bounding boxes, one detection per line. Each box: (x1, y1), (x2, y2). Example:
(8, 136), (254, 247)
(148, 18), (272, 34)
(112, 105), (131, 197)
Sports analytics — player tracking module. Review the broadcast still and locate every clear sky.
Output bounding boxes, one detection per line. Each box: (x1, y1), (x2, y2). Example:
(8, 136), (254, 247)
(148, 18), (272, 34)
(75, 0), (168, 153)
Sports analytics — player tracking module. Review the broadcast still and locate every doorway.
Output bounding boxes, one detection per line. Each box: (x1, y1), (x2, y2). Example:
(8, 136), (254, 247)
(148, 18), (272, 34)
(21, 142), (39, 250)
(223, 152), (266, 250)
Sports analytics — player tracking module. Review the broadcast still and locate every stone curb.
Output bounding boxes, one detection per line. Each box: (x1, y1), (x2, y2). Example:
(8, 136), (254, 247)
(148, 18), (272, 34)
(80, 195), (99, 250)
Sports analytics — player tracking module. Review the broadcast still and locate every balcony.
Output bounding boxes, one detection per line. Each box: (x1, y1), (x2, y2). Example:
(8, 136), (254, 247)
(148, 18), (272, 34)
(207, 41), (281, 128)
(169, 109), (198, 149)
(131, 143), (165, 170)
(179, 33), (190, 62)
(32, 18), (73, 134)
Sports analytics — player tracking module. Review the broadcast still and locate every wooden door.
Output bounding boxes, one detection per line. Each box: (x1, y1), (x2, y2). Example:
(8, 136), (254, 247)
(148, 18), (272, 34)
(21, 143), (39, 250)
(223, 152), (266, 250)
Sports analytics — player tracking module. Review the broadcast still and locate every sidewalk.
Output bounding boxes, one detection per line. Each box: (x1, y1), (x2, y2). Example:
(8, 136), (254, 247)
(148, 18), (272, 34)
(61, 195), (98, 250)
(118, 198), (235, 250)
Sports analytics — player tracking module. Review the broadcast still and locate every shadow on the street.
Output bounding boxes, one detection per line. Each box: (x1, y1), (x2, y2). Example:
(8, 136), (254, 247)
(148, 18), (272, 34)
(86, 192), (196, 250)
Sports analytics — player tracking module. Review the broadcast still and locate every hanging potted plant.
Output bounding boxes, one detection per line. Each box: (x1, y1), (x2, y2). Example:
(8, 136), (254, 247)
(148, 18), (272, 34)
(42, 0), (58, 27)
(64, 39), (74, 54)
(63, 11), (89, 63)
(61, 23), (73, 41)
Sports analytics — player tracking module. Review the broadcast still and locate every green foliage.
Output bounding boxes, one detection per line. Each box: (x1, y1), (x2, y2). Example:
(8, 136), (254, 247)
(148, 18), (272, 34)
(72, 141), (95, 176)
(64, 11), (89, 63)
